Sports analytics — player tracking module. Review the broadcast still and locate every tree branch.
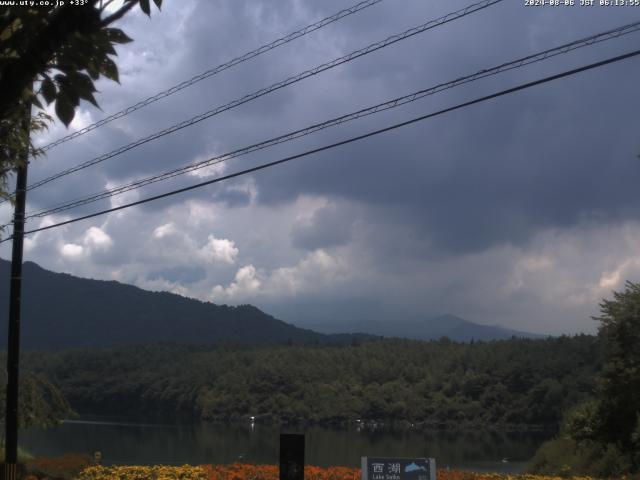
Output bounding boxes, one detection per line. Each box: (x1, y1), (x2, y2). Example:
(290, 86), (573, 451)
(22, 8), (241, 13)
(100, 0), (138, 27)
(0, 6), (100, 119)
(99, 0), (117, 13)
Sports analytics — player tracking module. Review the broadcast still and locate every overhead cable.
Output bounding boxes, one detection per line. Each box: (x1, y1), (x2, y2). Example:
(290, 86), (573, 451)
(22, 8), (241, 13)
(22, 20), (640, 220)
(24, 0), (504, 193)
(38, 0), (385, 152)
(3, 47), (638, 243)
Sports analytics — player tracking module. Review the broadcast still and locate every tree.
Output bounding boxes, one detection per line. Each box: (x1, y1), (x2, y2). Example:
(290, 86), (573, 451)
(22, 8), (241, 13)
(0, 0), (161, 462)
(0, 370), (70, 429)
(592, 281), (640, 455)
(0, 0), (162, 199)
(529, 281), (640, 476)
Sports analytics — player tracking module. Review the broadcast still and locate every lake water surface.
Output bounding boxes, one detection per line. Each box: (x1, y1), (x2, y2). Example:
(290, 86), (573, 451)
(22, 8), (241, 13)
(20, 416), (551, 473)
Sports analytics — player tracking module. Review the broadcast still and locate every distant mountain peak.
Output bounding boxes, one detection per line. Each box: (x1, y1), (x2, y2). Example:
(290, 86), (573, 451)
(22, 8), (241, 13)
(269, 302), (542, 341)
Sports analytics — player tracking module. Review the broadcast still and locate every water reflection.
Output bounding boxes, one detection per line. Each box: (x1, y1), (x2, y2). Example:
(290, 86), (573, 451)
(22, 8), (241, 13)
(19, 416), (551, 473)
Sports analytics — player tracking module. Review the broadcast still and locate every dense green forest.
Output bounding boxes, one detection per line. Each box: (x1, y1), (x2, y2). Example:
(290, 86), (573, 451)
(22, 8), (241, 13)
(528, 282), (640, 476)
(22, 335), (599, 429)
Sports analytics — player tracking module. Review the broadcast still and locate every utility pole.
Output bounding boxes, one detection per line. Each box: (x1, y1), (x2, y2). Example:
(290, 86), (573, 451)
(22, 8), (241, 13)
(3, 101), (31, 480)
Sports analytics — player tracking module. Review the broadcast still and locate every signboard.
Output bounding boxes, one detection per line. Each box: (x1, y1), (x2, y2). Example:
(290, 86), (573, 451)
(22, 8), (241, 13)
(280, 433), (305, 480)
(361, 457), (436, 480)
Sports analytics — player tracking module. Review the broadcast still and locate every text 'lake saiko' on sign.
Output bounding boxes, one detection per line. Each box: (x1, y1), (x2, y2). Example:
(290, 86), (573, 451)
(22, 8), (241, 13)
(361, 457), (436, 480)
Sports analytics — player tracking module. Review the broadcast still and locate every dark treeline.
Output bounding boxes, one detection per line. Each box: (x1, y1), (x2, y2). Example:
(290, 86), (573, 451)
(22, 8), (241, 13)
(22, 335), (600, 429)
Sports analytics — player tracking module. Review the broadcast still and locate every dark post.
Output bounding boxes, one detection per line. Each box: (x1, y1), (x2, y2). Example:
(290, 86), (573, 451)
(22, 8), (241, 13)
(279, 433), (305, 480)
(3, 102), (30, 480)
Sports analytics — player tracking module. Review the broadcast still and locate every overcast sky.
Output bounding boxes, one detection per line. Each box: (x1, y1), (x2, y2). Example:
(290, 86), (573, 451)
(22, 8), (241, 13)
(2, 0), (640, 335)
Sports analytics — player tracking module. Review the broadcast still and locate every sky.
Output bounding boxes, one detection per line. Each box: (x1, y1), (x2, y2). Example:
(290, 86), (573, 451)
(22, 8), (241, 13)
(2, 0), (640, 335)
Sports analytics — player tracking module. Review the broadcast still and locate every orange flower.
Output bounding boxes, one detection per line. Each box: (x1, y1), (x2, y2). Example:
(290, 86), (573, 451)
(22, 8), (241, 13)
(25, 461), (606, 480)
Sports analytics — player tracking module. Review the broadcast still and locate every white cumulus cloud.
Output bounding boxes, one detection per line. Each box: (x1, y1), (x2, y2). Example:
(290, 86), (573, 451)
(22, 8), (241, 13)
(211, 249), (348, 301)
(152, 223), (177, 239)
(199, 235), (239, 264)
(213, 264), (261, 299)
(60, 243), (84, 258)
(84, 227), (113, 250)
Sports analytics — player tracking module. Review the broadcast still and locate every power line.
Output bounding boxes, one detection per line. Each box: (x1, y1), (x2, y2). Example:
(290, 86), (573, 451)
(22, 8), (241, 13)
(21, 20), (640, 221)
(38, 0), (385, 153)
(4, 47), (638, 243)
(23, 0), (504, 193)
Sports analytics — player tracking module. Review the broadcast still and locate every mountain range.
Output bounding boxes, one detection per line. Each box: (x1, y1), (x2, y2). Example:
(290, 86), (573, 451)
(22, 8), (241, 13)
(303, 314), (542, 341)
(0, 259), (540, 350)
(267, 299), (542, 342)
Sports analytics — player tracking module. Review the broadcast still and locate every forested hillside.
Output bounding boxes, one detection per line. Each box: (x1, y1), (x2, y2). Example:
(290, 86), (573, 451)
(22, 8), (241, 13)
(0, 260), (372, 349)
(23, 335), (600, 428)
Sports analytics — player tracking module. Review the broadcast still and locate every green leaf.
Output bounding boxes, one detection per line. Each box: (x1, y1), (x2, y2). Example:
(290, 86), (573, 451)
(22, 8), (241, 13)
(93, 31), (117, 56)
(75, 83), (99, 108)
(59, 38), (98, 71)
(66, 88), (80, 108)
(140, 0), (151, 16)
(104, 28), (133, 44)
(0, 27), (13, 42)
(41, 78), (56, 104)
(79, 89), (99, 108)
(100, 57), (119, 83)
(56, 75), (80, 107)
(68, 71), (96, 92)
(0, 18), (21, 42)
(152, 0), (162, 9)
(86, 60), (100, 80)
(67, 72), (100, 109)
(55, 94), (75, 127)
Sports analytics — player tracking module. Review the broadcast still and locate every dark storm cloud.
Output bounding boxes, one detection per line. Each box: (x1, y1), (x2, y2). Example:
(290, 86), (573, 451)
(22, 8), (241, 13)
(290, 202), (354, 251)
(25, 0), (640, 241)
(209, 187), (252, 208)
(233, 2), (640, 254)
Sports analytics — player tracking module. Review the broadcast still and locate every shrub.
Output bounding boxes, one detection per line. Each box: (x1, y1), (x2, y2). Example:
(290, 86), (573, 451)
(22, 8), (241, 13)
(27, 453), (92, 479)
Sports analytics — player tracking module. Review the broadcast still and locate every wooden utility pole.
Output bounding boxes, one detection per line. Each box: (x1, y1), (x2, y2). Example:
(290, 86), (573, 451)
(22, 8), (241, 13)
(3, 102), (30, 480)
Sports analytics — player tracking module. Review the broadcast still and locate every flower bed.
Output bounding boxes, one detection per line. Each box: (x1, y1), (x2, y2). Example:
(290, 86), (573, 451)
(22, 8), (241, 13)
(24, 459), (615, 480)
(77, 465), (208, 480)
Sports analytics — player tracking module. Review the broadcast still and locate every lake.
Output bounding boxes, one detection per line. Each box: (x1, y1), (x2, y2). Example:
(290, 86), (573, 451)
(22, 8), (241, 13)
(20, 416), (551, 473)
